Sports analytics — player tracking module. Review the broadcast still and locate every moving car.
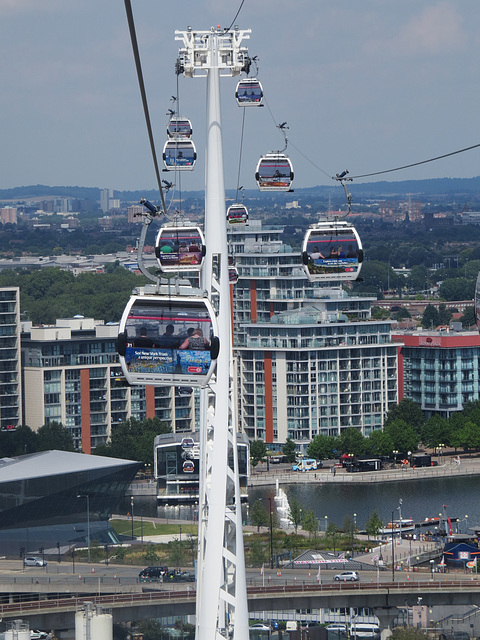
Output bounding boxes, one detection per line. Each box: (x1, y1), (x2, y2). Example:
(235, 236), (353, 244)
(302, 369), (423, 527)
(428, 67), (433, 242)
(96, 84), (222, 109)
(24, 556), (47, 567)
(333, 570), (359, 582)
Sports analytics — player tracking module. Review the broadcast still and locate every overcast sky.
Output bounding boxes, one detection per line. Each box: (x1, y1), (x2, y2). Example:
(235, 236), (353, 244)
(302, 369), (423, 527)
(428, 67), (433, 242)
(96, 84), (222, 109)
(2, 0), (480, 195)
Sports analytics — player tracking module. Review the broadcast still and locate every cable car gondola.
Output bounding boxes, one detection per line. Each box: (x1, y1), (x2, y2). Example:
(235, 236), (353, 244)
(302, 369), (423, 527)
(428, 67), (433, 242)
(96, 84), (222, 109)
(163, 139), (197, 170)
(155, 226), (205, 271)
(255, 153), (294, 191)
(302, 221), (363, 282)
(229, 266), (239, 284)
(227, 203), (248, 225)
(235, 78), (263, 107)
(116, 294), (219, 387)
(167, 116), (193, 138)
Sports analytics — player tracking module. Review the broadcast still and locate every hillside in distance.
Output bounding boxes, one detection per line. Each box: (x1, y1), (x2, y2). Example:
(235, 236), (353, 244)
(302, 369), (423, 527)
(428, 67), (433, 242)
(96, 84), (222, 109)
(3, 176), (480, 201)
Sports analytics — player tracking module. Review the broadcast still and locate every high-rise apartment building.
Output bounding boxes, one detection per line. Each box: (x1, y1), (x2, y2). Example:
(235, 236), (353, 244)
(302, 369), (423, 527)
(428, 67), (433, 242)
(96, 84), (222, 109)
(0, 288), (22, 431)
(21, 317), (198, 452)
(100, 188), (113, 213)
(230, 221), (399, 445)
(16, 218), (400, 452)
(393, 330), (480, 418)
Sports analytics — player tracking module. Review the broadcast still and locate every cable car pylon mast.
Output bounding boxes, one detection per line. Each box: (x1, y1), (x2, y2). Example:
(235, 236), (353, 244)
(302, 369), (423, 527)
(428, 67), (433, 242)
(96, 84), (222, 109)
(175, 25), (251, 640)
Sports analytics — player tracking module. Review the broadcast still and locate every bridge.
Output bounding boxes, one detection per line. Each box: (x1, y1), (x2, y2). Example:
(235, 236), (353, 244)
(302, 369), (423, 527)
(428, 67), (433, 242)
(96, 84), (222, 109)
(4, 579), (480, 631)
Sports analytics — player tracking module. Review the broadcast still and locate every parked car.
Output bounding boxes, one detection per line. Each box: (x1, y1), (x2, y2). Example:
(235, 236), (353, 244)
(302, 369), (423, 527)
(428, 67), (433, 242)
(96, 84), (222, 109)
(138, 566), (168, 581)
(325, 624), (348, 637)
(333, 570), (359, 582)
(249, 624), (271, 631)
(31, 631), (48, 639)
(24, 556), (47, 567)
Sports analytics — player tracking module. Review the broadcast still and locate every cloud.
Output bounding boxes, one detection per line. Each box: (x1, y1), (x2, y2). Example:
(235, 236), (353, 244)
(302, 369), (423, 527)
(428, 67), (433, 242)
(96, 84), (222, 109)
(391, 1), (465, 56)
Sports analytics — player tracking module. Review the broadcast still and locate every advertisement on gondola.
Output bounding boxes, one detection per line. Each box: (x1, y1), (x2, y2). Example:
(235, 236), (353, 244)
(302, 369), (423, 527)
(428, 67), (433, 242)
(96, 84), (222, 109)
(120, 297), (216, 384)
(304, 228), (362, 280)
(125, 346), (211, 377)
(156, 228), (203, 269)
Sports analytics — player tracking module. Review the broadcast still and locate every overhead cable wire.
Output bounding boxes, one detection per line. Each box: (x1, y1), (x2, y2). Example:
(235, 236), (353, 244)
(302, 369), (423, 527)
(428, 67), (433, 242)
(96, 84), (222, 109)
(288, 139), (332, 181)
(348, 142), (480, 180)
(124, 0), (167, 215)
(235, 108), (247, 201)
(226, 0), (246, 31)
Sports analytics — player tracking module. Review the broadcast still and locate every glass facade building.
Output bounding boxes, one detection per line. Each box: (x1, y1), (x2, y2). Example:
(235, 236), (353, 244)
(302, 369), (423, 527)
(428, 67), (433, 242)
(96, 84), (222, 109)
(0, 450), (140, 556)
(393, 331), (480, 418)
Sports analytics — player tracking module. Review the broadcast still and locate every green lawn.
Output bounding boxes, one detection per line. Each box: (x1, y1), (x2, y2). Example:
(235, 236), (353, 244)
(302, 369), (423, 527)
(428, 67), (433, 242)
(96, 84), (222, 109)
(110, 519), (197, 538)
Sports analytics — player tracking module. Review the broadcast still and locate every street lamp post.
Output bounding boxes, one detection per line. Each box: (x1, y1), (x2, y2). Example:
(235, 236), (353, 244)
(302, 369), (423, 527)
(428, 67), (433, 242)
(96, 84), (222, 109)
(130, 496), (134, 541)
(352, 513), (357, 558)
(77, 494), (90, 564)
(324, 515), (328, 532)
(398, 498), (403, 546)
(391, 510), (395, 582)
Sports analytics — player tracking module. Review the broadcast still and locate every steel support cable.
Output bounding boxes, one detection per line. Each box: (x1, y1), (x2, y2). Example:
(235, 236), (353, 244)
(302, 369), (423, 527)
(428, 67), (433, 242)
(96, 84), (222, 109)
(235, 108), (247, 201)
(346, 142), (480, 180)
(124, 0), (167, 216)
(226, 0), (246, 32)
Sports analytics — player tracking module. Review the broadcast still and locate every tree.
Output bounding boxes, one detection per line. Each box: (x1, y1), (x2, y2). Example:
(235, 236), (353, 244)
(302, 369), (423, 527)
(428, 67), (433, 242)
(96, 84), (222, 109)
(250, 499), (268, 532)
(282, 438), (297, 463)
(384, 419), (419, 453)
(421, 415), (450, 449)
(384, 398), (424, 433)
(288, 497), (304, 534)
(248, 539), (267, 567)
(365, 510), (383, 539)
(324, 522), (341, 553)
(455, 420), (480, 452)
(366, 429), (394, 457)
(143, 544), (160, 565)
(459, 306), (475, 328)
(94, 417), (171, 467)
(37, 421), (75, 452)
(421, 304), (439, 329)
(437, 302), (453, 326)
(302, 509), (319, 538)
(439, 277), (475, 302)
(392, 307), (411, 321)
(337, 428), (366, 457)
(390, 628), (428, 640)
(250, 440), (267, 467)
(307, 435), (337, 460)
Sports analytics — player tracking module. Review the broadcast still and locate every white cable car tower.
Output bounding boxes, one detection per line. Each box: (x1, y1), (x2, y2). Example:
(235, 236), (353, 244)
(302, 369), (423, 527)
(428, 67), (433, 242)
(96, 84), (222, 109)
(175, 26), (251, 640)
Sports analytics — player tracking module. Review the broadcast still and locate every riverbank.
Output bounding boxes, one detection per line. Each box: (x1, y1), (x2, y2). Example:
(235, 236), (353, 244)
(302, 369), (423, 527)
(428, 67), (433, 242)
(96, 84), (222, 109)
(248, 456), (480, 487)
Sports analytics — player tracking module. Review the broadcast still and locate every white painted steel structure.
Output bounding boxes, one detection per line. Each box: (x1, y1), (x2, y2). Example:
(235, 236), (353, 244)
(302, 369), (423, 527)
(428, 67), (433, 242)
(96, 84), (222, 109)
(175, 26), (250, 640)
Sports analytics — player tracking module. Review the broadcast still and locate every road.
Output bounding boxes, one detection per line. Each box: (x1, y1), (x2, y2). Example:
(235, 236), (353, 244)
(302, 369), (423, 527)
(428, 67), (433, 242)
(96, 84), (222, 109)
(0, 560), (475, 596)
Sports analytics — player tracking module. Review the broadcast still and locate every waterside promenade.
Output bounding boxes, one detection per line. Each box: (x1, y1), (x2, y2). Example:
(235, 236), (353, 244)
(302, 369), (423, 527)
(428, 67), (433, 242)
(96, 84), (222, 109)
(248, 456), (480, 487)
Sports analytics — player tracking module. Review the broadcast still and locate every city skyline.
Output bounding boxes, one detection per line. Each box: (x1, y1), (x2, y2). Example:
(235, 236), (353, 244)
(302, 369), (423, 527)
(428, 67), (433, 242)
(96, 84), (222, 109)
(1, 1), (480, 193)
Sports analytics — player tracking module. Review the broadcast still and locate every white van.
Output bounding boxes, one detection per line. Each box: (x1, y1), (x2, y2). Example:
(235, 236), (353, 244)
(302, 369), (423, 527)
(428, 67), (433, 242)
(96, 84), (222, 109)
(349, 624), (380, 639)
(286, 622), (299, 632)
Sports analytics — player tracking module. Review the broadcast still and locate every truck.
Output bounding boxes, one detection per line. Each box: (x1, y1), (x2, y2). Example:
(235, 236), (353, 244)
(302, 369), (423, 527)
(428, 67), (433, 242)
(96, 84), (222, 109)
(292, 458), (318, 472)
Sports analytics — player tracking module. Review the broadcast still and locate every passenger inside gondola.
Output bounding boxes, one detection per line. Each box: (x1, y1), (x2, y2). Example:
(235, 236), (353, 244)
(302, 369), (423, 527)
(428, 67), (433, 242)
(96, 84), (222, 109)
(310, 246), (325, 261)
(135, 326), (156, 348)
(157, 324), (180, 349)
(179, 328), (210, 350)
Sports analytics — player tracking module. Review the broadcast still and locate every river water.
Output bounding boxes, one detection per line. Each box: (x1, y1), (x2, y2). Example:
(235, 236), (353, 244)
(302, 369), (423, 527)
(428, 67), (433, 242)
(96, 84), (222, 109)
(249, 475), (480, 531)
(123, 474), (480, 531)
